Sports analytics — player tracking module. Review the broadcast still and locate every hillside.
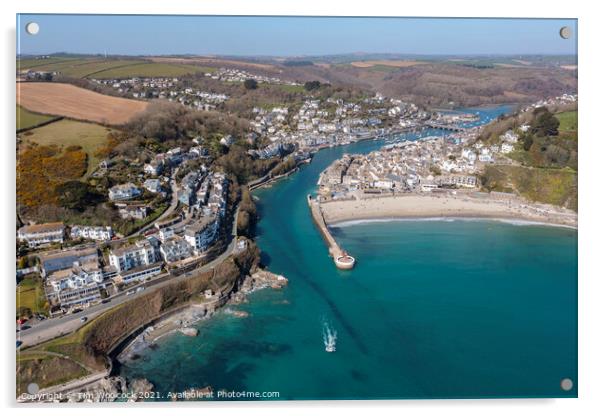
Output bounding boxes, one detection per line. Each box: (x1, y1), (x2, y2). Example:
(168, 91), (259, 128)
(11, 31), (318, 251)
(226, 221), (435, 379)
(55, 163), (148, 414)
(279, 62), (577, 108)
(480, 106), (578, 210)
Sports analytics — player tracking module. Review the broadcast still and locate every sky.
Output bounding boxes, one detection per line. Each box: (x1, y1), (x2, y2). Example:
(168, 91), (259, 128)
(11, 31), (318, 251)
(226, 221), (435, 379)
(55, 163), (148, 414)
(17, 15), (577, 57)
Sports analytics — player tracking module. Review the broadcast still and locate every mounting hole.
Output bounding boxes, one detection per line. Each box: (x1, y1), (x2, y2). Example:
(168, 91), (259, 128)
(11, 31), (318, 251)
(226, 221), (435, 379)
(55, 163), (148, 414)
(27, 383), (39, 394)
(559, 26), (571, 40)
(560, 378), (573, 391)
(25, 22), (40, 35)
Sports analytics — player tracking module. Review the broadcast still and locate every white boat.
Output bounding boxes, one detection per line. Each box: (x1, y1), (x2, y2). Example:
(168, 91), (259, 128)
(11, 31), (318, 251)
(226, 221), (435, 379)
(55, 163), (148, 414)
(323, 322), (337, 353)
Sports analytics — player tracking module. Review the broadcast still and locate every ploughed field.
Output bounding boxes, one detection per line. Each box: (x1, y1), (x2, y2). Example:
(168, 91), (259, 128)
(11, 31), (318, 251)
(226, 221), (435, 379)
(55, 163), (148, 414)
(17, 82), (148, 125)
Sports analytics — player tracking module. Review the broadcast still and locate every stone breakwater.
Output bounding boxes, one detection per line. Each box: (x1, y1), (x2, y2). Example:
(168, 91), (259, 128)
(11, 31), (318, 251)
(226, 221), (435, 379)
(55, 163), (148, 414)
(307, 195), (355, 270)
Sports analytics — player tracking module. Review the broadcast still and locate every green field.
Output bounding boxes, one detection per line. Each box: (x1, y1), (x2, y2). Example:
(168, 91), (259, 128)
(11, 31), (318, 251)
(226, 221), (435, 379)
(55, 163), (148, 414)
(16, 275), (48, 318)
(556, 110), (578, 132)
(16, 105), (60, 131)
(91, 62), (212, 78)
(17, 57), (215, 79)
(18, 58), (147, 78)
(20, 119), (114, 176)
(17, 57), (82, 70)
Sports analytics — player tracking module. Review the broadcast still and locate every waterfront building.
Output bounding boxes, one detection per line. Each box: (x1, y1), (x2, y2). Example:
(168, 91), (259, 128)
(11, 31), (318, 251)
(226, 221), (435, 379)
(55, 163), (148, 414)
(109, 238), (161, 273)
(70, 225), (113, 241)
(184, 215), (219, 253)
(40, 247), (104, 308)
(116, 262), (163, 284)
(160, 236), (194, 263)
(17, 222), (65, 247)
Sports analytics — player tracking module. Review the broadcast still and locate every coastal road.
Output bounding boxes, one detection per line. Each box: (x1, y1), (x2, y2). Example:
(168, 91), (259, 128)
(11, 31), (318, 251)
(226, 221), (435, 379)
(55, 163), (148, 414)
(18, 235), (239, 349)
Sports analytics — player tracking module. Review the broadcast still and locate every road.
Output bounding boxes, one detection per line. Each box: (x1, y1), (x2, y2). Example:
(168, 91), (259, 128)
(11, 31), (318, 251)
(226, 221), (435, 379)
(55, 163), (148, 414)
(134, 167), (180, 236)
(18, 235), (238, 349)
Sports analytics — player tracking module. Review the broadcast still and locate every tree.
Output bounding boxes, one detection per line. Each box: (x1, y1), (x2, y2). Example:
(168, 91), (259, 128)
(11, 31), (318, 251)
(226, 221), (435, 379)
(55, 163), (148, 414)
(531, 107), (560, 137)
(304, 80), (321, 91)
(244, 79), (258, 90)
(55, 181), (102, 211)
(522, 133), (534, 151)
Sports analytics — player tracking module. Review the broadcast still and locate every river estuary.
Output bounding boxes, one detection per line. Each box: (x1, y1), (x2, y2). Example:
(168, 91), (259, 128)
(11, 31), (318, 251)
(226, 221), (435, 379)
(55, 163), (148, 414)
(119, 105), (577, 400)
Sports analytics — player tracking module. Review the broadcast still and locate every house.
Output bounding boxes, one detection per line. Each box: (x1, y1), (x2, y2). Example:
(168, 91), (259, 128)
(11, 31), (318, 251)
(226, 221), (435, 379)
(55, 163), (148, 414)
(158, 227), (175, 242)
(501, 130), (519, 144)
(184, 215), (219, 252)
(70, 225), (113, 241)
(479, 154), (494, 163)
(501, 143), (514, 154)
(143, 179), (163, 194)
(166, 147), (183, 165)
(109, 238), (161, 273)
(116, 203), (150, 220)
(189, 146), (209, 158)
(220, 135), (235, 146)
(17, 222), (65, 247)
(109, 183), (141, 201)
(144, 160), (164, 176)
(160, 236), (194, 263)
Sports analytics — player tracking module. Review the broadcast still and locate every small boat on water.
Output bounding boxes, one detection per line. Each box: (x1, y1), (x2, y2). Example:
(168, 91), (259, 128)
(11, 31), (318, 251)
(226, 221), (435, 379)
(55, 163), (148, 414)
(323, 322), (337, 353)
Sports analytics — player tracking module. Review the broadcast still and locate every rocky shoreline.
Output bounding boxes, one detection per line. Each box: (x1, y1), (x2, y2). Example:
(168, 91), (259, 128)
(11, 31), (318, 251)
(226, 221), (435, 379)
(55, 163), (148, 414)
(111, 269), (288, 397)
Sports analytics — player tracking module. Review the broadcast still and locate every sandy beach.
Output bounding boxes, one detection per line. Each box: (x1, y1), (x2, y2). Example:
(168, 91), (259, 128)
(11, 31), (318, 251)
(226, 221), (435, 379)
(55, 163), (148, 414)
(320, 194), (577, 228)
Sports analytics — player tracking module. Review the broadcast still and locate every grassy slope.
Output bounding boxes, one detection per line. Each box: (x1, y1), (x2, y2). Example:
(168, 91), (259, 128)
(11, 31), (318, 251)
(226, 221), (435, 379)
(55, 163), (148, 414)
(556, 110), (578, 132)
(18, 58), (144, 77)
(17, 353), (89, 395)
(90, 62), (210, 79)
(19, 119), (114, 176)
(16, 105), (59, 130)
(16, 275), (48, 317)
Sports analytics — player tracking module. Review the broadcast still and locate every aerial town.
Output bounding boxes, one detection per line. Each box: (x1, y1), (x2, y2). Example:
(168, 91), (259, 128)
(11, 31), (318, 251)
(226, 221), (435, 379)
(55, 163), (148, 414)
(16, 43), (578, 401)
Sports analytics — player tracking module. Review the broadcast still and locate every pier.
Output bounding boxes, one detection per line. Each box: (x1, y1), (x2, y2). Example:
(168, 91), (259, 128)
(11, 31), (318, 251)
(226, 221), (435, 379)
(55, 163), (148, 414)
(307, 195), (355, 270)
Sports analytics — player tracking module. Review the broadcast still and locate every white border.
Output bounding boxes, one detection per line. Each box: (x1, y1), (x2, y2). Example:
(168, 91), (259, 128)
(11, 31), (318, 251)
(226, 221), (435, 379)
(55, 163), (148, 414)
(2, 1), (600, 415)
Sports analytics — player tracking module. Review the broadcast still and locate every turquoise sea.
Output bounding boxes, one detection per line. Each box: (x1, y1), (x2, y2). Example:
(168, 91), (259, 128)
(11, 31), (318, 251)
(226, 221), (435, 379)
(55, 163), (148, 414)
(119, 105), (577, 400)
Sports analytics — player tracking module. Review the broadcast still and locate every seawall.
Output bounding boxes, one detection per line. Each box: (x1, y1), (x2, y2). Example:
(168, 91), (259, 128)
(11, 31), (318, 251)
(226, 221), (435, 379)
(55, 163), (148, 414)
(307, 195), (355, 270)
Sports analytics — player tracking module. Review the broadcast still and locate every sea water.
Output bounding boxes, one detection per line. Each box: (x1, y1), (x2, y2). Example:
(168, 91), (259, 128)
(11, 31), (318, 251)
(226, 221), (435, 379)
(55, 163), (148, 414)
(119, 105), (577, 399)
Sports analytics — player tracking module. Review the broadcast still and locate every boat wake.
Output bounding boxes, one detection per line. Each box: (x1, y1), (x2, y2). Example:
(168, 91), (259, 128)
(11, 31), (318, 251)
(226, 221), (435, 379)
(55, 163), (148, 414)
(322, 321), (337, 353)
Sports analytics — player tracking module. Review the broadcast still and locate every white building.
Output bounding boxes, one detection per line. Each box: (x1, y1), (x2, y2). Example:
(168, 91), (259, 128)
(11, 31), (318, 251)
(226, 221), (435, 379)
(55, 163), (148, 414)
(184, 215), (219, 253)
(143, 179), (163, 194)
(109, 238), (161, 273)
(70, 225), (113, 241)
(42, 247), (104, 308)
(109, 183), (141, 201)
(501, 143), (515, 154)
(144, 160), (164, 176)
(160, 236), (194, 263)
(501, 130), (519, 144)
(116, 263), (163, 284)
(17, 222), (65, 247)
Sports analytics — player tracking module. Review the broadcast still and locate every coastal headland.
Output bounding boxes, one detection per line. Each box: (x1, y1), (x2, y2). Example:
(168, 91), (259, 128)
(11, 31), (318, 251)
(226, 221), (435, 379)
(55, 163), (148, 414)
(319, 194), (577, 228)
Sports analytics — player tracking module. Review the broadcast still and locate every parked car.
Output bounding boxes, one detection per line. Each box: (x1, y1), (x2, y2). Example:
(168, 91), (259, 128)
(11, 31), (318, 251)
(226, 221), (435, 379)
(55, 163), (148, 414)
(80, 316), (88, 323)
